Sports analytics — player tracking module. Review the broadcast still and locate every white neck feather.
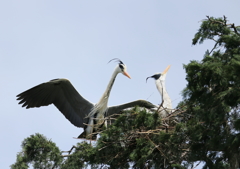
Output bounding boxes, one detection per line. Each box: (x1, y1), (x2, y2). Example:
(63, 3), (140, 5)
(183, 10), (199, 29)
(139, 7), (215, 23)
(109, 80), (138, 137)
(156, 74), (172, 110)
(89, 67), (119, 119)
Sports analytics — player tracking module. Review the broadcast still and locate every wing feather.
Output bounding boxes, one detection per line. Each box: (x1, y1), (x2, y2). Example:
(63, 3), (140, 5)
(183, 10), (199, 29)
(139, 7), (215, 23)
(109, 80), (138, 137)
(107, 100), (156, 116)
(17, 78), (94, 128)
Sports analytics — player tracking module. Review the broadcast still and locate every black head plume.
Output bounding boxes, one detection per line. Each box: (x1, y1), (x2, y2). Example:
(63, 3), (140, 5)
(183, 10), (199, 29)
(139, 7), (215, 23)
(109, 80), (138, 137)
(108, 58), (124, 65)
(146, 74), (161, 83)
(146, 76), (151, 83)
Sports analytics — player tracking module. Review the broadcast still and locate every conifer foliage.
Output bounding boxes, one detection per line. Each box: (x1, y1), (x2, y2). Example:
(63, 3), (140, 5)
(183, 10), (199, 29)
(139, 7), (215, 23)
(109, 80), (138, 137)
(11, 133), (62, 169)
(182, 16), (240, 169)
(12, 16), (240, 168)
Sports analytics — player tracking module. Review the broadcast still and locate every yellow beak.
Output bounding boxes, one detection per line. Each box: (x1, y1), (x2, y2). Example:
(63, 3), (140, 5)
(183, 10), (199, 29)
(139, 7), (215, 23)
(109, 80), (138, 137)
(162, 65), (171, 75)
(123, 71), (131, 79)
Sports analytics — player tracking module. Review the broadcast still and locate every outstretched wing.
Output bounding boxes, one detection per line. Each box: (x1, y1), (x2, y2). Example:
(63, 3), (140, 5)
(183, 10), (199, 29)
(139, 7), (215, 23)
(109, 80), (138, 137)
(107, 99), (157, 116)
(16, 78), (94, 128)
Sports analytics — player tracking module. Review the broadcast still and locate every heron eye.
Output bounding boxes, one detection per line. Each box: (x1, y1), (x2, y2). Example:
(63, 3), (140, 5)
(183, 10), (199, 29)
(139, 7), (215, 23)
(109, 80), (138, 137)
(119, 64), (124, 70)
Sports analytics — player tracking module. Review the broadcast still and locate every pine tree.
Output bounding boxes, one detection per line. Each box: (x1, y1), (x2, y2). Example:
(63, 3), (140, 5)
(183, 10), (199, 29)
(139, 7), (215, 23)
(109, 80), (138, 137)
(12, 16), (240, 169)
(11, 133), (62, 169)
(181, 16), (240, 169)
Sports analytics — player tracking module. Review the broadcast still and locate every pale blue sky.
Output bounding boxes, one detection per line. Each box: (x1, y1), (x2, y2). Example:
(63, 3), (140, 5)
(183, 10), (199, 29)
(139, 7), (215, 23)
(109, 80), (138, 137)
(1, 1), (239, 168)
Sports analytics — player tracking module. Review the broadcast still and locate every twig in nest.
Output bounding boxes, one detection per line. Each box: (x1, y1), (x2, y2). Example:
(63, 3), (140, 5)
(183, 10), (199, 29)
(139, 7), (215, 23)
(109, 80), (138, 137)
(146, 135), (168, 159)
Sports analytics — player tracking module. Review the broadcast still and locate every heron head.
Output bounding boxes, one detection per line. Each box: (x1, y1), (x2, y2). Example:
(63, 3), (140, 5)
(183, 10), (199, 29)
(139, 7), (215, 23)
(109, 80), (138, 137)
(146, 65), (171, 82)
(108, 58), (131, 79)
(146, 73), (161, 82)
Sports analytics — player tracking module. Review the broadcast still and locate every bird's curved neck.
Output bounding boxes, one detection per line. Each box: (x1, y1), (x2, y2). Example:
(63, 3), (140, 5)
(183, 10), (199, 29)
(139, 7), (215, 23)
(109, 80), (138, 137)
(99, 68), (119, 104)
(89, 67), (119, 119)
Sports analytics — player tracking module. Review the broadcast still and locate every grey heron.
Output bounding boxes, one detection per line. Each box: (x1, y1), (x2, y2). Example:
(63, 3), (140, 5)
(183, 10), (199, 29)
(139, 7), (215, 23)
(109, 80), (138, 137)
(146, 65), (172, 117)
(17, 59), (156, 140)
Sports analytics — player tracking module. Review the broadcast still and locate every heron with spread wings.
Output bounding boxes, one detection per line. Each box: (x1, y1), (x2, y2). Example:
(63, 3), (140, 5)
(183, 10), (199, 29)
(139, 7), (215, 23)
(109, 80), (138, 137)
(17, 59), (156, 140)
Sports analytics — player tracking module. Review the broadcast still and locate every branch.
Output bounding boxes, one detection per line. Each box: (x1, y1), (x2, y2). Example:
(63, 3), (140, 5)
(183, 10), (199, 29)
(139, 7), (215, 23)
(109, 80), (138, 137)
(209, 39), (220, 54)
(192, 161), (202, 169)
(206, 15), (230, 27)
(61, 146), (77, 157)
(231, 23), (240, 36)
(146, 135), (168, 159)
(206, 15), (240, 36)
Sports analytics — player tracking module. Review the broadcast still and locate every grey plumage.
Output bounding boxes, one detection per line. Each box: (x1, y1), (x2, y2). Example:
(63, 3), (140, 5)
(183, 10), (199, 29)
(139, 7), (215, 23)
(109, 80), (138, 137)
(17, 78), (93, 128)
(17, 64), (156, 139)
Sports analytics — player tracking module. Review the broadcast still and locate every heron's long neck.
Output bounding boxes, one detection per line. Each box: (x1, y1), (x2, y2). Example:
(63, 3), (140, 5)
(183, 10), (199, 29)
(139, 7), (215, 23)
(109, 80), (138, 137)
(156, 76), (172, 110)
(98, 69), (118, 105)
(89, 68), (119, 118)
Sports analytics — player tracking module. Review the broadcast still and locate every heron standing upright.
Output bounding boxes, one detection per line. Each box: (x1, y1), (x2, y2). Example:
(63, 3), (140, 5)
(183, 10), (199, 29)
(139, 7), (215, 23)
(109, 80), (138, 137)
(146, 65), (172, 117)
